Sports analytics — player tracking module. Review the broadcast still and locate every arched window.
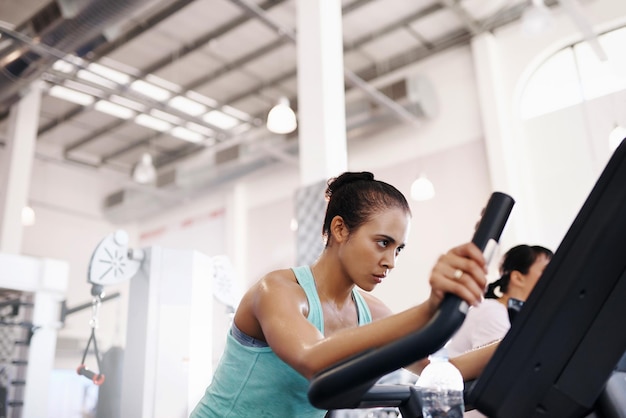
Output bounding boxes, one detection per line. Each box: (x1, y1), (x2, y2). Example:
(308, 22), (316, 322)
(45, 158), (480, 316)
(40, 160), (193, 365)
(520, 26), (626, 120)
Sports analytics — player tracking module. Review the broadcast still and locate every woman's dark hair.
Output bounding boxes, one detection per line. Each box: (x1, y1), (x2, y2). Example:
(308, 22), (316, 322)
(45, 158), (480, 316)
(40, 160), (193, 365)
(322, 171), (411, 245)
(485, 244), (554, 298)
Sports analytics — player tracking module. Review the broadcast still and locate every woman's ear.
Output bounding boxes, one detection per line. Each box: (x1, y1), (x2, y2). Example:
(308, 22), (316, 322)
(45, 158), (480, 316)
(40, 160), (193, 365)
(329, 216), (349, 243)
(509, 270), (525, 288)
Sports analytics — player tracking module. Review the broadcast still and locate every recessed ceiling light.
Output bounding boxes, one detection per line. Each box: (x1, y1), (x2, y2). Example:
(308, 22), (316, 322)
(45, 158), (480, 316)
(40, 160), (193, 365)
(169, 95), (207, 116)
(130, 80), (172, 101)
(87, 62), (131, 85)
(171, 126), (204, 143)
(77, 69), (118, 89)
(48, 85), (95, 106)
(135, 114), (172, 132)
(203, 110), (239, 130)
(95, 100), (136, 119)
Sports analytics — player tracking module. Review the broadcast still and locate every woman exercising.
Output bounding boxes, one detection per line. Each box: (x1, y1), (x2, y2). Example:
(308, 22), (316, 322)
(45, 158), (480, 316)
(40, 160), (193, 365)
(190, 171), (489, 417)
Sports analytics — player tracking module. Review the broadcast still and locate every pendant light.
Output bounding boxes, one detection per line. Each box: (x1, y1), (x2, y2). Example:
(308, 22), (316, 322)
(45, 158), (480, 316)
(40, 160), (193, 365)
(132, 152), (157, 184)
(521, 0), (554, 36)
(410, 174), (435, 201)
(266, 97), (297, 134)
(21, 206), (36, 226)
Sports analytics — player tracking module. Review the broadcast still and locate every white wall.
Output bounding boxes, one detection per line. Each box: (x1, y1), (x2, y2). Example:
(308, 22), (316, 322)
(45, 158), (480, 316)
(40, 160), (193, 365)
(18, 158), (134, 367)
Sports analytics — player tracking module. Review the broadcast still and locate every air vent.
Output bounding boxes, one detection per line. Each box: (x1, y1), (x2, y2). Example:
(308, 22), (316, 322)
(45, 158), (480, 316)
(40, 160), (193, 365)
(215, 145), (240, 165)
(104, 190), (125, 208)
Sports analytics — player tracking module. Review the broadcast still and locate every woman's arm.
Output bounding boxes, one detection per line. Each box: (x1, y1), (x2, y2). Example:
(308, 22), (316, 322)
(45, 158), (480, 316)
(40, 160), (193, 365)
(450, 340), (500, 381)
(256, 272), (445, 379)
(256, 242), (488, 379)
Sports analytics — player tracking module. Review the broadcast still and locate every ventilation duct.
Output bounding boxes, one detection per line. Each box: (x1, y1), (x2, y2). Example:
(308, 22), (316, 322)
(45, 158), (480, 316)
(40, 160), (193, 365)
(102, 141), (297, 224)
(0, 0), (154, 113)
(345, 75), (439, 137)
(101, 75), (436, 223)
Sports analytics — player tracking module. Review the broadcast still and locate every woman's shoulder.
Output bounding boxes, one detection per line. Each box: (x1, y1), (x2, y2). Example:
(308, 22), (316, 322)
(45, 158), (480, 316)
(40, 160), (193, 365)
(356, 290), (393, 320)
(256, 268), (299, 288)
(253, 268), (317, 299)
(467, 298), (507, 320)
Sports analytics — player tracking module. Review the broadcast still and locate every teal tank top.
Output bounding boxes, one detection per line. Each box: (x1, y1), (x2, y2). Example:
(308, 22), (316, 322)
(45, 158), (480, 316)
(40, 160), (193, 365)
(190, 265), (372, 417)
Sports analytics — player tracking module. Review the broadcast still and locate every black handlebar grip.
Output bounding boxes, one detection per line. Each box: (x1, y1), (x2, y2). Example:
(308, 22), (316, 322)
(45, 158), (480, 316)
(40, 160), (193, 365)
(472, 192), (515, 251)
(307, 192), (515, 410)
(434, 191), (515, 358)
(438, 191), (516, 336)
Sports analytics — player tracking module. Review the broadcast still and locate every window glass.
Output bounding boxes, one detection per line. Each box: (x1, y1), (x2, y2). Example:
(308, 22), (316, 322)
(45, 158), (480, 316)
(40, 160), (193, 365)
(520, 26), (626, 120)
(520, 48), (581, 119)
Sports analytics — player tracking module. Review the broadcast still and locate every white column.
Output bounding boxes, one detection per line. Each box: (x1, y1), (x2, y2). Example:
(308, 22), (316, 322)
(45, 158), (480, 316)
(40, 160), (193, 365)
(225, 182), (246, 305)
(0, 82), (42, 254)
(296, 0), (348, 186)
(471, 34), (524, 245)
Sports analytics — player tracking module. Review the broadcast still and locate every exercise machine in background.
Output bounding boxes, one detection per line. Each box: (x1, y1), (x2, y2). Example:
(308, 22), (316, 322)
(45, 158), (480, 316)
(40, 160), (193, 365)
(71, 230), (238, 418)
(0, 253), (68, 418)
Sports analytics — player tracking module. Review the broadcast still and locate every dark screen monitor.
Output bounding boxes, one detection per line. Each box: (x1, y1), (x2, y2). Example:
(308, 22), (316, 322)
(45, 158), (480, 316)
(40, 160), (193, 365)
(468, 138), (626, 418)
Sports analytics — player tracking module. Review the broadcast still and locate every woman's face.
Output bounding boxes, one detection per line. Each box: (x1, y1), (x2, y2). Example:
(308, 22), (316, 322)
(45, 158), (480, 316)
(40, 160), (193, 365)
(339, 207), (411, 292)
(520, 253), (551, 299)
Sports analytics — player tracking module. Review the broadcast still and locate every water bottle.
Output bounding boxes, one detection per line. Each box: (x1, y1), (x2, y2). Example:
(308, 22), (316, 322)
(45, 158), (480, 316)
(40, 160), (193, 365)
(415, 348), (464, 418)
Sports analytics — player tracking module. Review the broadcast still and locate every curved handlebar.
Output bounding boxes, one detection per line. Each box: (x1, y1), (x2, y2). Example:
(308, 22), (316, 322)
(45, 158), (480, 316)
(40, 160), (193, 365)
(307, 192), (515, 410)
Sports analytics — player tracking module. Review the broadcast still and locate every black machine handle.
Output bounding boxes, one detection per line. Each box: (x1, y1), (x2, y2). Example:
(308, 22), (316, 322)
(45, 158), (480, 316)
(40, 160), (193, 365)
(77, 364), (105, 385)
(307, 192), (515, 410)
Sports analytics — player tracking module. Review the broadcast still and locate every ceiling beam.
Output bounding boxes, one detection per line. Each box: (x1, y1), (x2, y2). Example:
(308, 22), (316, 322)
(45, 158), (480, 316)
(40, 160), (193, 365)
(229, 0), (421, 124)
(38, 0), (288, 137)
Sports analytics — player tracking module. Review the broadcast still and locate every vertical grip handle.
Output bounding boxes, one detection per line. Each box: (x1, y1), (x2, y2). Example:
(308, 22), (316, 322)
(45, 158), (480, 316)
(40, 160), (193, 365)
(472, 192), (515, 251)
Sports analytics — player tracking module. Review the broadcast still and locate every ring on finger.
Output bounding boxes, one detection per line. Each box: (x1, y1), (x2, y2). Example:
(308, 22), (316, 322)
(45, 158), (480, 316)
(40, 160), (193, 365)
(453, 269), (463, 280)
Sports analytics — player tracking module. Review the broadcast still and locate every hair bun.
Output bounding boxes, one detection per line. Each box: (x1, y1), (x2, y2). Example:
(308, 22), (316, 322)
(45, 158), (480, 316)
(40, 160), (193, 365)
(325, 171), (374, 199)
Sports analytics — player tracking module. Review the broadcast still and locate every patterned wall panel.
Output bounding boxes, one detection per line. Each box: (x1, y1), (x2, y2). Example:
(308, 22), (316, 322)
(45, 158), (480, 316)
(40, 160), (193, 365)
(295, 180), (327, 266)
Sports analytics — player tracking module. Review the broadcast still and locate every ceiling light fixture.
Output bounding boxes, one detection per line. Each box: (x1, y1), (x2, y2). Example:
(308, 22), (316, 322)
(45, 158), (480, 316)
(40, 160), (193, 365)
(95, 100), (136, 119)
(521, 0), (554, 36)
(410, 174), (435, 201)
(132, 152), (157, 184)
(169, 95), (207, 116)
(203, 110), (240, 130)
(87, 62), (131, 85)
(171, 126), (204, 143)
(21, 206), (36, 227)
(77, 69), (118, 89)
(266, 96), (297, 134)
(130, 79), (172, 101)
(135, 114), (172, 132)
(48, 85), (95, 106)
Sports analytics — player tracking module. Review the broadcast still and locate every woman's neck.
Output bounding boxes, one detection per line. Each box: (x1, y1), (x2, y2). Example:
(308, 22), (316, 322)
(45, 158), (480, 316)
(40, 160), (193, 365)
(311, 255), (354, 306)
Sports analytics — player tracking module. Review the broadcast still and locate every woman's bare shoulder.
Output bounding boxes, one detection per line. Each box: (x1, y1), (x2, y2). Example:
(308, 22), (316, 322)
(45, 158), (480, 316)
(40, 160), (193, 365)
(356, 290), (393, 320)
(250, 268), (305, 300)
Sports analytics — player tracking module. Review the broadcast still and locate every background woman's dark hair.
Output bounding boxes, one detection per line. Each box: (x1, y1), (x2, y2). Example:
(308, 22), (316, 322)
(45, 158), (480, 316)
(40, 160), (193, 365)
(485, 244), (554, 299)
(322, 171), (411, 245)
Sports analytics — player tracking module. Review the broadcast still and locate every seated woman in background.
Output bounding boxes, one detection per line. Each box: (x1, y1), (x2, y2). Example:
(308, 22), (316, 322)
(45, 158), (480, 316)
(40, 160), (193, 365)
(446, 244), (553, 358)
